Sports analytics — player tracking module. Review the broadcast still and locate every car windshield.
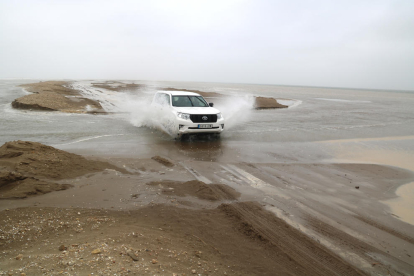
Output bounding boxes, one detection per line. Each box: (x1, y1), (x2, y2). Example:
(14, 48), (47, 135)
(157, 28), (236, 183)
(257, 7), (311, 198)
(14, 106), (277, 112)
(172, 96), (208, 107)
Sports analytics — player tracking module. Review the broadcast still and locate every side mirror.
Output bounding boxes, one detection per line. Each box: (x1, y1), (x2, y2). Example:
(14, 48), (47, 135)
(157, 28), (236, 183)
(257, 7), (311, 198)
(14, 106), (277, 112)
(209, 103), (214, 107)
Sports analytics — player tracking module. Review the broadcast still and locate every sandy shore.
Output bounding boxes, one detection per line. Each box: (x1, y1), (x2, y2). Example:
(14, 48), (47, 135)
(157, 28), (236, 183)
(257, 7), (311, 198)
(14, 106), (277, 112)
(1, 140), (414, 275)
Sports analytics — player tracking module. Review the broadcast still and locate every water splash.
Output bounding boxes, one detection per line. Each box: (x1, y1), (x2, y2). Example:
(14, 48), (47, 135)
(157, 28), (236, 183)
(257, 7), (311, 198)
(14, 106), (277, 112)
(216, 95), (254, 130)
(73, 81), (256, 137)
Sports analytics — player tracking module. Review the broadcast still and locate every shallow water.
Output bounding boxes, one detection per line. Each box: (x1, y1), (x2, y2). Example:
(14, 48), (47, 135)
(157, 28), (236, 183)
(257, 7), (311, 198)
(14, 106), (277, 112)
(1, 79), (414, 223)
(2, 80), (414, 146)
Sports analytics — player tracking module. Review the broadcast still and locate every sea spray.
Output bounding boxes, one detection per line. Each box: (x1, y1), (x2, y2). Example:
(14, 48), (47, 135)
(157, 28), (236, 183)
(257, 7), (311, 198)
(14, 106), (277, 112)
(119, 93), (177, 136)
(216, 95), (255, 130)
(74, 80), (256, 138)
(73, 81), (178, 136)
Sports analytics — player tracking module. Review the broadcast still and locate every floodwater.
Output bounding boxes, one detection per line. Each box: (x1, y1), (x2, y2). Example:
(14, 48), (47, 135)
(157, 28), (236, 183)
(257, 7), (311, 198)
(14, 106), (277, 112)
(1, 79), (414, 223)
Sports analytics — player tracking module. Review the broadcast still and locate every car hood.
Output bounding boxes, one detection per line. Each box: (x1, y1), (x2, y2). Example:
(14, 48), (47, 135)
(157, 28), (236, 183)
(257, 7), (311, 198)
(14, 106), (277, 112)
(173, 106), (221, 115)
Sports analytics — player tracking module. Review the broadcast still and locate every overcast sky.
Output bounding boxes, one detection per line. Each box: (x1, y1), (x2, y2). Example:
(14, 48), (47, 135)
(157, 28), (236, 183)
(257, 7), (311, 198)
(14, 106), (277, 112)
(1, 0), (413, 90)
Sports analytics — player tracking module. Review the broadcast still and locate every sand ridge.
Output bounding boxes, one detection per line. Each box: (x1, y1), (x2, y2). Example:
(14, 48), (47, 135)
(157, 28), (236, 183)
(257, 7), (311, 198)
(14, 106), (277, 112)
(0, 141), (128, 199)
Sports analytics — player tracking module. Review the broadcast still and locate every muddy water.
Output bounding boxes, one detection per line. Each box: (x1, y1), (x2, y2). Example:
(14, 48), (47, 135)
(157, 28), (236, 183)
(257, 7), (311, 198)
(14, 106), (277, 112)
(386, 182), (414, 225)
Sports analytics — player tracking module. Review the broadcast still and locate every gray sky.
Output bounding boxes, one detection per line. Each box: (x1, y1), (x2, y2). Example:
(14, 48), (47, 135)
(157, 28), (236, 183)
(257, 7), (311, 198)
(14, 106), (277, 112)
(1, 0), (413, 90)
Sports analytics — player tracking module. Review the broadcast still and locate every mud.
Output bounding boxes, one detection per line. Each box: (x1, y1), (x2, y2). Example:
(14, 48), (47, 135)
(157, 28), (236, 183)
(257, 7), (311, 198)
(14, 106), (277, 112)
(149, 180), (240, 201)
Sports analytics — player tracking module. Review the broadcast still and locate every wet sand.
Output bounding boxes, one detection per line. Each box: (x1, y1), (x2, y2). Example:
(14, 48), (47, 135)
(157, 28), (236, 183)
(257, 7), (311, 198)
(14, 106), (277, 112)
(320, 136), (414, 226)
(1, 140), (414, 275)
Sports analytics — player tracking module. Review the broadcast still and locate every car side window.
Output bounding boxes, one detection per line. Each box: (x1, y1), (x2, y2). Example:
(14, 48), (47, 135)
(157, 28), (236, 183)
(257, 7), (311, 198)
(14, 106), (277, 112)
(154, 94), (161, 105)
(161, 94), (170, 106)
(154, 93), (170, 106)
(193, 96), (208, 107)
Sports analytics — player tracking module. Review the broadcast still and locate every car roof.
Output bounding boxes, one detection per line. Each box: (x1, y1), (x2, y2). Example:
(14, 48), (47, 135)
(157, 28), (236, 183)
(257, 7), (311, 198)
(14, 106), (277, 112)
(157, 91), (201, 96)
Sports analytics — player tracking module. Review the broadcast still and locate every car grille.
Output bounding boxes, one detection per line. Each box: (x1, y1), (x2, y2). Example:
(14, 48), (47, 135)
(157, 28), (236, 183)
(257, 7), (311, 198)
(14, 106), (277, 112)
(190, 114), (217, 123)
(188, 126), (219, 129)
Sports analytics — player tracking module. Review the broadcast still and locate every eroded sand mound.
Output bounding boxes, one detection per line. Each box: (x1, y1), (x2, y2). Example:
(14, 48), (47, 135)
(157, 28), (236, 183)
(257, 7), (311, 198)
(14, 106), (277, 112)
(12, 92), (102, 113)
(254, 96), (287, 109)
(149, 180), (241, 201)
(14, 81), (104, 113)
(0, 141), (127, 180)
(0, 141), (127, 198)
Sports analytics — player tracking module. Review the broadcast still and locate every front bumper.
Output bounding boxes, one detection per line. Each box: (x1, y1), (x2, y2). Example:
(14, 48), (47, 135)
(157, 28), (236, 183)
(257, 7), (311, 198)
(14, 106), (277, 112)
(176, 118), (224, 136)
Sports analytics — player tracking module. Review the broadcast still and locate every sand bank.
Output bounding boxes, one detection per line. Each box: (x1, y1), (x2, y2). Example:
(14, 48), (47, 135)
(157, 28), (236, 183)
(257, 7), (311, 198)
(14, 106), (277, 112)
(13, 81), (104, 113)
(13, 81), (289, 113)
(254, 96), (287, 109)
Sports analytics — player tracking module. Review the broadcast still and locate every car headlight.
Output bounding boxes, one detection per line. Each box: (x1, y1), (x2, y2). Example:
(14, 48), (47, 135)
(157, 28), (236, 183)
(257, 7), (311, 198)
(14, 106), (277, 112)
(217, 113), (223, 119)
(177, 112), (190, 120)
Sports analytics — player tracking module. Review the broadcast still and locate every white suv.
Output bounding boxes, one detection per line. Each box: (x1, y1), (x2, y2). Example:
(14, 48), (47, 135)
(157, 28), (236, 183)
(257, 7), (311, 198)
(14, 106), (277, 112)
(152, 91), (224, 138)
